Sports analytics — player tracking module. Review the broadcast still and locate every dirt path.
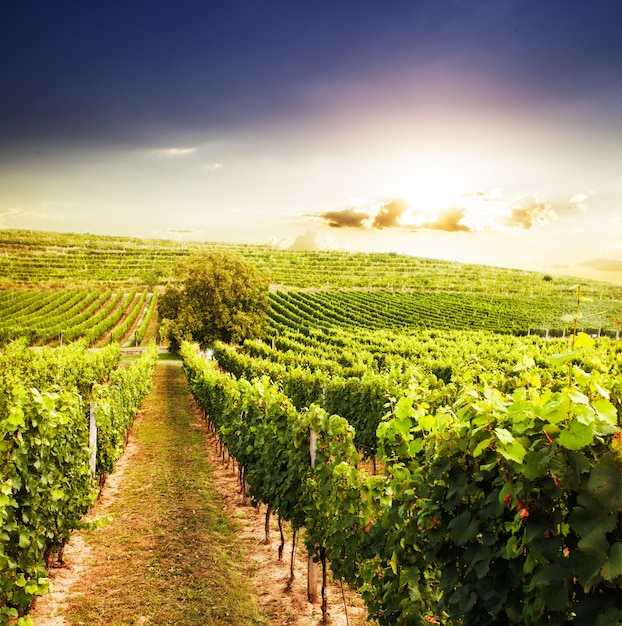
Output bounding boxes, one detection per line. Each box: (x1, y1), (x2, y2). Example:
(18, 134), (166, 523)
(31, 361), (368, 626)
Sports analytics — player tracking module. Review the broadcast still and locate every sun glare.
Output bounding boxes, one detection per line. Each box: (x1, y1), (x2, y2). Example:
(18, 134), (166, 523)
(391, 154), (479, 217)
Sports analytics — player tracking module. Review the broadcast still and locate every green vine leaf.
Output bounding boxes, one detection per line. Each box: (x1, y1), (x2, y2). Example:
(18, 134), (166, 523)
(588, 453), (622, 510)
(448, 511), (479, 545)
(600, 543), (622, 582)
(559, 420), (594, 450)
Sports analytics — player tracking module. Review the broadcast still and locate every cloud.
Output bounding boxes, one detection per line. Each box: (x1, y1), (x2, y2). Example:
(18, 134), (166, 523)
(315, 200), (410, 231)
(568, 192), (592, 212)
(503, 194), (556, 229)
(267, 229), (341, 251)
(418, 206), (471, 232)
(288, 230), (321, 251)
(316, 207), (372, 229)
(462, 187), (503, 202)
(0, 207), (22, 226)
(202, 162), (223, 171)
(314, 198), (475, 233)
(312, 191), (559, 235)
(578, 258), (622, 272)
(314, 200), (473, 233)
(160, 228), (204, 240)
(41, 200), (75, 208)
(372, 199), (408, 229)
(146, 147), (197, 158)
(0, 207), (64, 226)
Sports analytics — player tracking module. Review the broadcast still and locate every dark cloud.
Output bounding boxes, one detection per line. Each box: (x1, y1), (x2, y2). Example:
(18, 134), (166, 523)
(316, 200), (408, 230)
(372, 199), (408, 229)
(504, 195), (556, 229)
(315, 200), (472, 233)
(419, 206), (471, 232)
(316, 207), (371, 229)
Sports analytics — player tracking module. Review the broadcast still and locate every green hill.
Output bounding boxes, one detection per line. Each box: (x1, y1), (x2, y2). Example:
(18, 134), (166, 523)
(2, 228), (622, 297)
(1, 229), (621, 336)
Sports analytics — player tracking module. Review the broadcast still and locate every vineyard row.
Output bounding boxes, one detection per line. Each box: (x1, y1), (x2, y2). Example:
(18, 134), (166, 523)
(181, 333), (621, 625)
(0, 341), (159, 622)
(0, 289), (158, 347)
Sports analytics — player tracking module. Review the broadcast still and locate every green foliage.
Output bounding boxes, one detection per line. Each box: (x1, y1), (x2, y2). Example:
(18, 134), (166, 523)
(135, 292), (158, 344)
(366, 355), (621, 625)
(0, 385), (93, 622)
(0, 289), (157, 347)
(92, 343), (158, 479)
(182, 344), (310, 530)
(160, 251), (270, 350)
(109, 290), (148, 343)
(269, 289), (622, 336)
(184, 320), (622, 625)
(0, 341), (158, 619)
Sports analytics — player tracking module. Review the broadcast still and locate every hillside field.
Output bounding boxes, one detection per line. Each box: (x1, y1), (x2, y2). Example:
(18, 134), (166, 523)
(2, 228), (622, 339)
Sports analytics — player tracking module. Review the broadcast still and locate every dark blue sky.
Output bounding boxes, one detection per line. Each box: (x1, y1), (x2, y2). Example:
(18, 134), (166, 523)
(2, 1), (621, 149)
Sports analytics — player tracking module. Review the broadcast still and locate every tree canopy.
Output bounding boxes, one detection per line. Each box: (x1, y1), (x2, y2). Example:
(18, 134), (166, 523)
(159, 251), (270, 350)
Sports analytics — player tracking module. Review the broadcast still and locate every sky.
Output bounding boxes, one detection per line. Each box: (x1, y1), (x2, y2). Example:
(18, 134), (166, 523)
(1, 0), (622, 283)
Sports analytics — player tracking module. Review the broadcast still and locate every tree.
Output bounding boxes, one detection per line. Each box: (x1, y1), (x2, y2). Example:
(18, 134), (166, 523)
(159, 250), (270, 351)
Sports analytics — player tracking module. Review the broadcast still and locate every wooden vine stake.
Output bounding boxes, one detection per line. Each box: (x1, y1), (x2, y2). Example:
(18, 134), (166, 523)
(88, 403), (97, 476)
(308, 429), (319, 604)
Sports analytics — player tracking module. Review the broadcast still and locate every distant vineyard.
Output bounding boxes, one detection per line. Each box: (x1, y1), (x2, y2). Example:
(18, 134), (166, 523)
(269, 290), (622, 335)
(1, 283), (621, 349)
(3, 228), (622, 299)
(0, 288), (158, 346)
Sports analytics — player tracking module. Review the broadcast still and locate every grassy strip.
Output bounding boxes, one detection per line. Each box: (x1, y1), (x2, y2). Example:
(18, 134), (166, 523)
(64, 362), (266, 625)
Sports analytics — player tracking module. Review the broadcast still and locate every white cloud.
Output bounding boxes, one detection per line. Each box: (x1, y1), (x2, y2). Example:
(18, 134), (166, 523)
(0, 207), (64, 226)
(267, 229), (341, 251)
(313, 190), (560, 234)
(202, 162), (223, 171)
(568, 192), (592, 212)
(462, 186), (504, 202)
(0, 207), (22, 226)
(145, 147), (197, 158)
(503, 193), (556, 230)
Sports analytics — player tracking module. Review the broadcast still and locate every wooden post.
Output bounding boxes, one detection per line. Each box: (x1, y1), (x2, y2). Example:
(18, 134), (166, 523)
(308, 429), (318, 604)
(89, 404), (97, 476)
